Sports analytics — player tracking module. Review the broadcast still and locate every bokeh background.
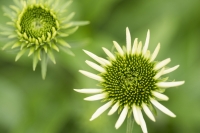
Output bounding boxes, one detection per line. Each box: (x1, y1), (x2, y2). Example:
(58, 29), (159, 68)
(0, 0), (199, 133)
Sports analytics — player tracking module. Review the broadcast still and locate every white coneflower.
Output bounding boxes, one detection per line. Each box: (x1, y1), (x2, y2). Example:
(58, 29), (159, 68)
(74, 28), (184, 133)
(1, 0), (89, 79)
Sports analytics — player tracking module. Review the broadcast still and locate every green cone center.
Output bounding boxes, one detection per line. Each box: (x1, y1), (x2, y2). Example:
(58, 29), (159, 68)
(101, 54), (158, 107)
(19, 5), (58, 41)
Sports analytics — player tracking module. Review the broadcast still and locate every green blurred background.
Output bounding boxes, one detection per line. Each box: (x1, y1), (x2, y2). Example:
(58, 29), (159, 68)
(0, 0), (199, 133)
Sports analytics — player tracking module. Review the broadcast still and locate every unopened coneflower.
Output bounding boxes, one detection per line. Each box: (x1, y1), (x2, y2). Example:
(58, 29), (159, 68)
(74, 28), (184, 133)
(1, 0), (89, 79)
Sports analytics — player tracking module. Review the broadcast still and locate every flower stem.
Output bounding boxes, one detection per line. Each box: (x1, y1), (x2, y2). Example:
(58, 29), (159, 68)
(126, 114), (134, 133)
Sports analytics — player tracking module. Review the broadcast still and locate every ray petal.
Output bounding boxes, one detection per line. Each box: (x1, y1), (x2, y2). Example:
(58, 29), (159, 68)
(74, 89), (103, 94)
(156, 81), (185, 88)
(137, 108), (148, 133)
(85, 60), (105, 73)
(152, 91), (169, 101)
(79, 70), (103, 81)
(132, 104), (140, 125)
(83, 50), (107, 66)
(115, 105), (128, 129)
(150, 98), (176, 117)
(84, 93), (106, 101)
(154, 58), (171, 70)
(162, 65), (179, 75)
(108, 102), (119, 115)
(150, 43), (160, 62)
(142, 29), (150, 55)
(90, 101), (112, 121)
(113, 41), (124, 56)
(144, 50), (150, 59)
(142, 103), (155, 122)
(154, 68), (165, 79)
(126, 27), (131, 54)
(102, 47), (115, 60)
(136, 41), (142, 55)
(99, 57), (111, 66)
(132, 38), (138, 54)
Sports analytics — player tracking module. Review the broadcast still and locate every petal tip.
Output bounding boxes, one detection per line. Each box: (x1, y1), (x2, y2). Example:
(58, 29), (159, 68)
(73, 89), (79, 92)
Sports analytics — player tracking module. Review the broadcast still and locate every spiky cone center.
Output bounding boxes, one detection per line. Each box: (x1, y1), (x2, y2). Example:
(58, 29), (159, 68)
(101, 53), (158, 109)
(17, 4), (59, 48)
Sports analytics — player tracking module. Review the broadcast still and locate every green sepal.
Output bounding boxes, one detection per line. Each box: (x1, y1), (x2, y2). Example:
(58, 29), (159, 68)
(9, 5), (20, 13)
(47, 50), (56, 64)
(118, 105), (123, 114)
(6, 22), (15, 26)
(71, 21), (90, 26)
(37, 49), (41, 60)
(2, 6), (14, 20)
(127, 108), (133, 118)
(2, 40), (16, 50)
(60, 0), (72, 10)
(0, 31), (13, 36)
(33, 53), (39, 71)
(65, 26), (79, 35)
(15, 48), (26, 61)
(28, 47), (35, 56)
(57, 39), (71, 48)
(8, 34), (17, 39)
(20, 43), (26, 50)
(41, 52), (48, 80)
(59, 46), (74, 56)
(43, 45), (48, 53)
(57, 32), (69, 37)
(161, 77), (169, 82)
(51, 43), (59, 52)
(60, 23), (73, 29)
(148, 102), (157, 116)
(62, 12), (75, 23)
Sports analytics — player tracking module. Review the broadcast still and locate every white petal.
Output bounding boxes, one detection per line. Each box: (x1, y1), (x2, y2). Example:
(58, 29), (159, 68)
(85, 60), (105, 73)
(115, 105), (128, 129)
(154, 68), (165, 79)
(156, 81), (185, 88)
(79, 70), (103, 81)
(74, 89), (103, 94)
(152, 91), (169, 101)
(90, 101), (112, 121)
(142, 29), (150, 55)
(150, 98), (176, 117)
(113, 41), (124, 56)
(99, 57), (111, 66)
(84, 93), (106, 101)
(136, 41), (142, 55)
(144, 50), (150, 59)
(154, 58), (171, 70)
(126, 27), (131, 54)
(137, 107), (148, 133)
(142, 103), (155, 122)
(83, 50), (107, 66)
(108, 102), (119, 115)
(102, 47), (115, 60)
(132, 104), (140, 125)
(132, 38), (138, 54)
(162, 65), (179, 75)
(150, 43), (160, 62)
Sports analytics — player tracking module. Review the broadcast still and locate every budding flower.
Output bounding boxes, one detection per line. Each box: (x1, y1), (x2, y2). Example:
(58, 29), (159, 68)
(1, 0), (89, 79)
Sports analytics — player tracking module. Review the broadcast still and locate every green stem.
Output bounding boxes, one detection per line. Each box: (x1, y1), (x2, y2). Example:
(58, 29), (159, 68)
(126, 114), (134, 133)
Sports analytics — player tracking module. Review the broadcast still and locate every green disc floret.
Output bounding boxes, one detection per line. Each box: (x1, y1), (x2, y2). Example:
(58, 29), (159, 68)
(101, 54), (158, 107)
(17, 4), (58, 44)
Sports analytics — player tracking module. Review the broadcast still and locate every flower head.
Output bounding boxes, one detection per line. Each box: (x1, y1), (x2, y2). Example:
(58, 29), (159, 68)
(74, 28), (184, 133)
(1, 0), (89, 79)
